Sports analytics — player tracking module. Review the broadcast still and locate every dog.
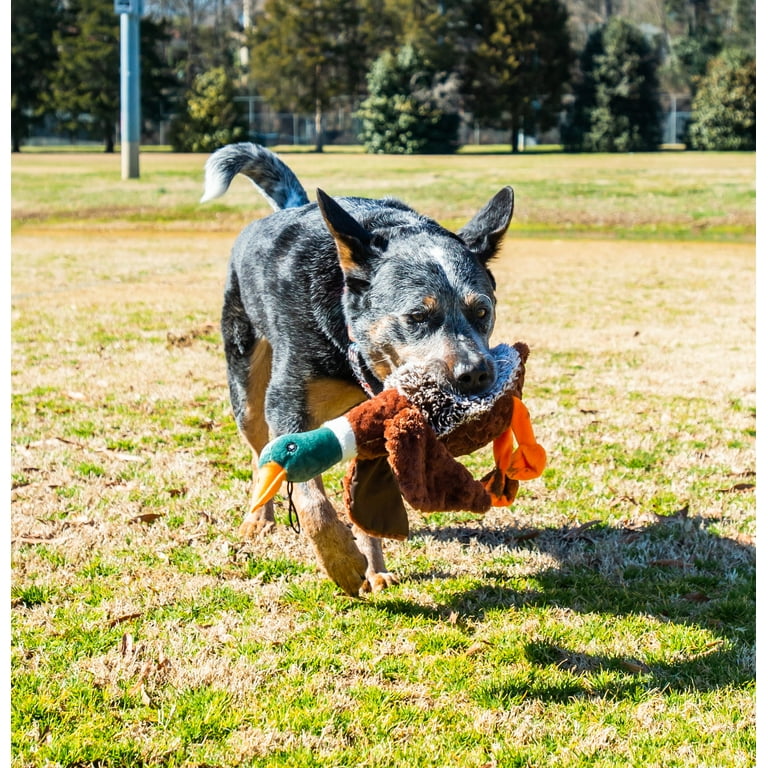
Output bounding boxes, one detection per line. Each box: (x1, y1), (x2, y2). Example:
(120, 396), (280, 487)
(201, 143), (514, 595)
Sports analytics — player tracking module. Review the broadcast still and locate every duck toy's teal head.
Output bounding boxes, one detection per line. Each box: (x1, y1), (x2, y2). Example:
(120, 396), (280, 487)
(251, 418), (357, 509)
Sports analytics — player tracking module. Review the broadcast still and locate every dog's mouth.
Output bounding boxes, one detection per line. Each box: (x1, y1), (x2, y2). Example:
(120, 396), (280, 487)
(411, 359), (453, 391)
(382, 343), (523, 437)
(356, 341), (498, 398)
(395, 356), (498, 397)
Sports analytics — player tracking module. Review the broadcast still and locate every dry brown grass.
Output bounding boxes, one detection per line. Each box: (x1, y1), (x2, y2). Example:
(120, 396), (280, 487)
(11, 191), (755, 765)
(12, 226), (754, 577)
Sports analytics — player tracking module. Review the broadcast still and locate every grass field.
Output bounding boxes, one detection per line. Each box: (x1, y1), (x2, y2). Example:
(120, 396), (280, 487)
(10, 150), (755, 767)
(10, 149), (754, 240)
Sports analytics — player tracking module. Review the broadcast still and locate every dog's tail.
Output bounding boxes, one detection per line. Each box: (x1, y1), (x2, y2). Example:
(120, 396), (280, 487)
(200, 142), (310, 211)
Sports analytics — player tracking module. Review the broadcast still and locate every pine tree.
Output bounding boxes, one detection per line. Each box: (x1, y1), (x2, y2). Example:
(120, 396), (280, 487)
(462, 0), (573, 152)
(139, 16), (179, 132)
(687, 49), (755, 150)
(11, 0), (63, 151)
(47, 0), (120, 151)
(45, 0), (179, 151)
(661, 0), (755, 95)
(169, 67), (247, 152)
(563, 18), (662, 152)
(357, 44), (460, 154)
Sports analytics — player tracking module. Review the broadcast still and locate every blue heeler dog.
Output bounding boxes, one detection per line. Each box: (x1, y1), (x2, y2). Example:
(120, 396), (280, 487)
(202, 143), (514, 595)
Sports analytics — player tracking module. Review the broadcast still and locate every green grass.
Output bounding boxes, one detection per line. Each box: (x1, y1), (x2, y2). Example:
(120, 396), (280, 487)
(10, 149), (755, 240)
(11, 152), (754, 766)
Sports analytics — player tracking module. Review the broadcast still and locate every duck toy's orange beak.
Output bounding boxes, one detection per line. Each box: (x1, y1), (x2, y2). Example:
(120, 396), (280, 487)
(250, 460), (288, 510)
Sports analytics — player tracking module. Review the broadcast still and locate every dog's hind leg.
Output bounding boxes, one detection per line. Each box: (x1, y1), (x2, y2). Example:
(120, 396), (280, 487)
(238, 338), (277, 537)
(353, 530), (399, 593)
(221, 278), (276, 537)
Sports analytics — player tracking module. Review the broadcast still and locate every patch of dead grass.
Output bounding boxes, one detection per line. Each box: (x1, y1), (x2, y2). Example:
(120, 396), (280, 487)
(10, 221), (754, 766)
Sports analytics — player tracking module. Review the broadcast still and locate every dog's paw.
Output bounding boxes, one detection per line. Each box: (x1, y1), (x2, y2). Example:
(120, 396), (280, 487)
(238, 518), (275, 539)
(238, 505), (275, 539)
(310, 518), (368, 596)
(361, 571), (399, 594)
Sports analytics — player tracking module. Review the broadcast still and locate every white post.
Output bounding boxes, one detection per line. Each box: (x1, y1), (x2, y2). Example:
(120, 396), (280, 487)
(116, 0), (141, 179)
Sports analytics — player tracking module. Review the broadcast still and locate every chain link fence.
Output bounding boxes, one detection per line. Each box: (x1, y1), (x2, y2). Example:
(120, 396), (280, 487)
(22, 93), (691, 149)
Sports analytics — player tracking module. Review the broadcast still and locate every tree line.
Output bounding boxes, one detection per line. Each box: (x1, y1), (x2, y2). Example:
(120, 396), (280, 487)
(11, 0), (756, 153)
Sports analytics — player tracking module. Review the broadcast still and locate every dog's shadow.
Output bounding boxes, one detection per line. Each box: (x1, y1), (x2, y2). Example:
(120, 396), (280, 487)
(369, 514), (755, 696)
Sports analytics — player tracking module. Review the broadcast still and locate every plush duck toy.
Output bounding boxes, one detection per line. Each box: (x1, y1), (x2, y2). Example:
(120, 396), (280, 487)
(251, 342), (546, 540)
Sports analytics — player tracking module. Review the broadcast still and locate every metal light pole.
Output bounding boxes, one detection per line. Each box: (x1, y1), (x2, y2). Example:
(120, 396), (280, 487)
(115, 0), (141, 179)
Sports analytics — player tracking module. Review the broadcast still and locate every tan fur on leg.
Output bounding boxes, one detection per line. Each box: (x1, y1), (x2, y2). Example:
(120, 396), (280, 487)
(239, 340), (275, 538)
(291, 477), (368, 596)
(354, 527), (399, 593)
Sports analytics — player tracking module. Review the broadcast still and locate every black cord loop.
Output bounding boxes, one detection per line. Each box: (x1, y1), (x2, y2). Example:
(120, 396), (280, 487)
(286, 482), (301, 534)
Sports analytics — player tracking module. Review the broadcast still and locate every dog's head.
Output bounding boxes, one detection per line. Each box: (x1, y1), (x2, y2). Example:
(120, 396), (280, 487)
(317, 187), (514, 395)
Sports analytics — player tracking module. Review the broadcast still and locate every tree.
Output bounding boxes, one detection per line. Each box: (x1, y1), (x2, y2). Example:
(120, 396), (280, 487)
(145, 0), (241, 88)
(248, 0), (395, 151)
(169, 67), (247, 152)
(357, 44), (460, 154)
(462, 0), (573, 152)
(46, 0), (180, 152)
(383, 0), (476, 72)
(687, 49), (755, 150)
(47, 0), (120, 151)
(11, 0), (64, 152)
(659, 0), (755, 96)
(139, 16), (182, 133)
(563, 18), (662, 152)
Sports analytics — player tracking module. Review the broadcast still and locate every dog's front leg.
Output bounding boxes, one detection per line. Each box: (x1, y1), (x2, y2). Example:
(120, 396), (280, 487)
(239, 500), (275, 538)
(352, 529), (399, 592)
(238, 448), (277, 537)
(291, 476), (368, 596)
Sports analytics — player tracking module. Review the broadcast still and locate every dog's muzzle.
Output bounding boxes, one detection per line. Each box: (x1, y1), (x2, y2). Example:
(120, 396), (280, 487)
(453, 356), (496, 395)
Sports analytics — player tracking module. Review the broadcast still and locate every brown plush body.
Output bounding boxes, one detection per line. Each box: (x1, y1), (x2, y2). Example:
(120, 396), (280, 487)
(342, 342), (529, 539)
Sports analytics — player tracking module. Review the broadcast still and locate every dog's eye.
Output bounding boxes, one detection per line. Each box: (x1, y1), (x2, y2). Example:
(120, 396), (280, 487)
(470, 305), (491, 324)
(409, 311), (428, 324)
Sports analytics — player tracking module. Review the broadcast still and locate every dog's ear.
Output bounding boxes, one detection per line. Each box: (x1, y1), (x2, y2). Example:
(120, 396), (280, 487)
(317, 188), (376, 284)
(458, 186), (514, 264)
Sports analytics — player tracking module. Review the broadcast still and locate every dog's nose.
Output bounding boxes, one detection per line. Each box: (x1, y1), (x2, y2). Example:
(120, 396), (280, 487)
(454, 361), (494, 394)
